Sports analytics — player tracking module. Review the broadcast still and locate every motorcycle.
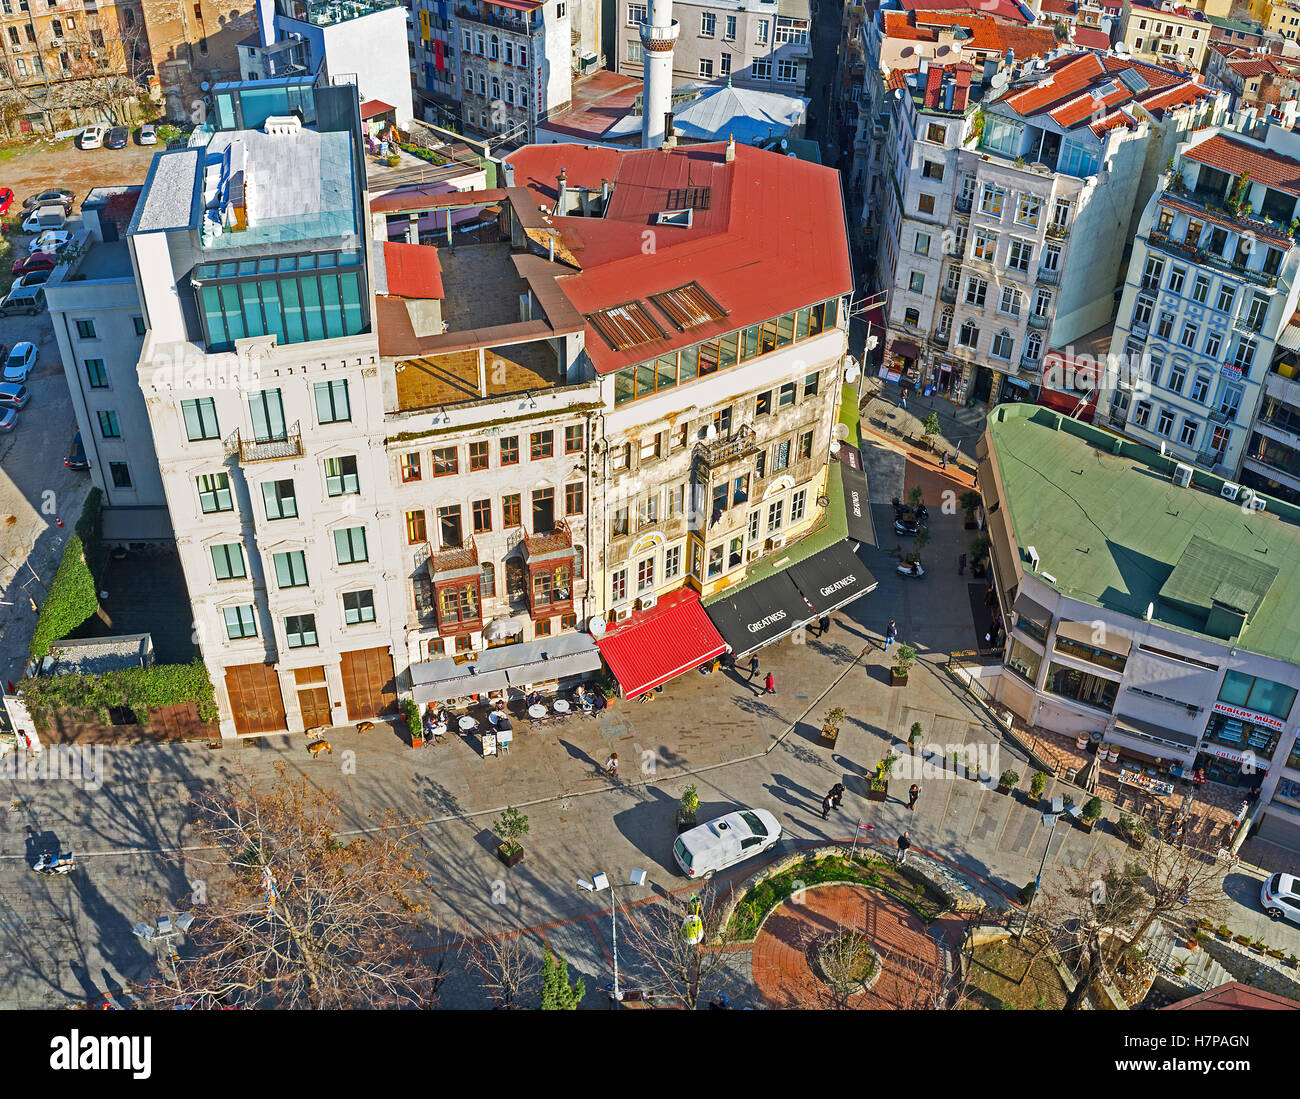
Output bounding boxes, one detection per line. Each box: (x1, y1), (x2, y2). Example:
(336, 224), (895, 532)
(32, 850), (74, 876)
(897, 561), (925, 578)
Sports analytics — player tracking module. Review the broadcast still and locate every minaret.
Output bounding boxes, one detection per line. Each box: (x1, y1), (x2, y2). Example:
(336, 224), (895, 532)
(640, 0), (679, 149)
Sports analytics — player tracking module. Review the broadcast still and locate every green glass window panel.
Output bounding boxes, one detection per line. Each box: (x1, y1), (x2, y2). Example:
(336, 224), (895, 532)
(614, 367), (635, 405)
(1218, 671), (1253, 707)
(826, 298), (839, 328)
(182, 397), (218, 441)
(635, 360), (656, 397)
(281, 278), (304, 343)
(274, 550), (308, 588)
(776, 312), (796, 347)
(340, 272), (363, 334)
(300, 277), (325, 341)
(248, 389), (285, 441)
(217, 262), (237, 277)
(196, 264), (217, 278)
(216, 92), (235, 129)
(240, 281), (266, 337)
(679, 344), (699, 382)
(656, 354), (677, 391)
(237, 260), (257, 276)
(795, 307), (811, 340)
(334, 526), (367, 564)
(257, 258), (277, 274)
(277, 256), (297, 272)
(318, 252), (338, 268)
(299, 253), (318, 270)
(260, 280), (285, 341)
(200, 286), (226, 347)
(339, 250), (361, 266)
(741, 325), (760, 360)
(718, 332), (738, 369)
(211, 543), (245, 580)
(219, 284), (245, 341)
(319, 274), (342, 339)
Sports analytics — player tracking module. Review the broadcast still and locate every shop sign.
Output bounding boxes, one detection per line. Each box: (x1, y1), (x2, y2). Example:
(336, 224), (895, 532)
(1212, 700), (1285, 731)
(1201, 742), (1246, 764)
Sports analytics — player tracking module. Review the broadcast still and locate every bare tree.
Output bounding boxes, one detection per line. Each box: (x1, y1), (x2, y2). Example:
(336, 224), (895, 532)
(1109, 834), (1228, 956)
(802, 918), (873, 1011)
(143, 762), (438, 1010)
(876, 936), (972, 1011)
(620, 886), (737, 1009)
(465, 925), (541, 1009)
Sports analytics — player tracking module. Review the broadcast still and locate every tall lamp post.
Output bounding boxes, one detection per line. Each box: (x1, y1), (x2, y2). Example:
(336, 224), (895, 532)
(578, 868), (647, 1004)
(133, 912), (194, 985)
(1018, 805), (1060, 944)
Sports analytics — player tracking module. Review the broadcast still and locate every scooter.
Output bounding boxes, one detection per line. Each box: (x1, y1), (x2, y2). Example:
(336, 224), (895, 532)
(32, 850), (74, 876)
(897, 561), (925, 578)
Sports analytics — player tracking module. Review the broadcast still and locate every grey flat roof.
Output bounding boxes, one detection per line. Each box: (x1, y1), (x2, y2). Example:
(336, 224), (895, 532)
(134, 149), (200, 233)
(51, 634), (151, 676)
(77, 239), (133, 280)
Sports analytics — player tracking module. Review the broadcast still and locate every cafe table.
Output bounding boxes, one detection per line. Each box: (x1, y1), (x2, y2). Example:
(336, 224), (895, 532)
(528, 704), (548, 720)
(553, 698), (570, 714)
(458, 716), (478, 732)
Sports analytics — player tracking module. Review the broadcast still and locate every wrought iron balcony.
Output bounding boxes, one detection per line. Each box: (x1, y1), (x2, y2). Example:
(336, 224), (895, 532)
(1233, 315), (1264, 335)
(523, 519), (573, 559)
(1036, 266), (1059, 286)
(1020, 350), (1041, 370)
(1046, 223), (1070, 240)
(426, 537), (479, 576)
(940, 286), (958, 304)
(1209, 406), (1238, 425)
(1027, 313), (1049, 330)
(224, 422), (303, 463)
(693, 424), (760, 469)
(955, 196), (972, 214)
(456, 4), (531, 33)
(930, 329), (950, 348)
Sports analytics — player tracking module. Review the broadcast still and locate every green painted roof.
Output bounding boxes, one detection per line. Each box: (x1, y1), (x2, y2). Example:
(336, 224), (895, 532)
(986, 404), (1300, 664)
(1206, 14), (1263, 32)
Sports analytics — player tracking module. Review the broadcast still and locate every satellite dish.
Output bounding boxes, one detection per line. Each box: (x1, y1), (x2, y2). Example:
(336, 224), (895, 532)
(1114, 41), (1128, 54)
(1144, 603), (1154, 621)
(705, 423), (718, 439)
(829, 439), (841, 456)
(834, 422), (850, 441)
(587, 615), (607, 637)
(200, 81), (210, 92)
(989, 72), (1009, 90)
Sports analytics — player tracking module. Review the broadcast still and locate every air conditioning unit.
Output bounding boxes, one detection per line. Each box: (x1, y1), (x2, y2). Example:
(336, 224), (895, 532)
(88, 49), (98, 58)
(1247, 492), (1267, 512)
(747, 546), (761, 562)
(9, 46), (20, 53)
(1220, 481), (1241, 501)
(768, 534), (787, 550)
(1172, 462), (1194, 488)
(636, 592), (657, 611)
(610, 604), (631, 623)
(50, 37), (61, 47)
(1026, 545), (1040, 572)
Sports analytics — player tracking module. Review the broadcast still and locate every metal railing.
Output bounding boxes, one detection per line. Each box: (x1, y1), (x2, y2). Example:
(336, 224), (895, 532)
(455, 4), (531, 32)
(1027, 313), (1049, 330)
(426, 537), (479, 574)
(693, 424), (759, 468)
(1036, 267), (1059, 286)
(224, 422), (303, 463)
(523, 519), (572, 557)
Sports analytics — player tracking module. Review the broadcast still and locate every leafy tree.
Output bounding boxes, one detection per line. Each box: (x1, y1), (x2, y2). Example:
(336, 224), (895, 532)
(922, 412), (941, 440)
(539, 951), (585, 1009)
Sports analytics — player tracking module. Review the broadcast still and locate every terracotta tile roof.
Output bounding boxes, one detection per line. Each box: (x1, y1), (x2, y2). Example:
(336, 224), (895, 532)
(505, 142), (854, 375)
(1182, 133), (1300, 196)
(1041, 0), (1075, 13)
(915, 12), (1057, 56)
(887, 68), (908, 90)
(899, 0), (1029, 22)
(1071, 25), (1111, 49)
(882, 9), (936, 40)
(1002, 52), (1107, 116)
(1135, 81), (1219, 118)
(923, 62), (944, 108)
(1164, 981), (1300, 1010)
(1227, 57), (1298, 79)
(383, 241), (444, 299)
(953, 64), (972, 111)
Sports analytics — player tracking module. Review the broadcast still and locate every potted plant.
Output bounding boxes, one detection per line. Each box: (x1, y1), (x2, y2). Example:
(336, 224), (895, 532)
(493, 806), (530, 867)
(997, 768), (1020, 795)
(402, 698), (423, 747)
(1080, 796), (1103, 833)
(1251, 937), (1267, 954)
(1030, 770), (1048, 804)
(867, 752), (897, 802)
(676, 784), (699, 834)
(1268, 946), (1285, 960)
(921, 412), (941, 451)
(908, 721), (924, 755)
(1116, 811), (1146, 849)
(960, 490), (982, 530)
(1234, 933), (1253, 946)
(970, 535), (991, 577)
(1216, 924), (1232, 941)
(1287, 953), (1298, 969)
(386, 153), (401, 168)
(1174, 963), (1187, 977)
(891, 644), (916, 686)
(820, 705), (845, 748)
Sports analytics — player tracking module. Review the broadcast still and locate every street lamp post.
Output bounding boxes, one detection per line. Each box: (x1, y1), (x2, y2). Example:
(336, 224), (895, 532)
(1018, 807), (1060, 944)
(578, 868), (647, 1005)
(133, 912), (194, 985)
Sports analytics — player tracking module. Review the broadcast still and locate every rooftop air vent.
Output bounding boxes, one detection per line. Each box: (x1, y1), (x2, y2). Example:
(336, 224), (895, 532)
(264, 115), (302, 136)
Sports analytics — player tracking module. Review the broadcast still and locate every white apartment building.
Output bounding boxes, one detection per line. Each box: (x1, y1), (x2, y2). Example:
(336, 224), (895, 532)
(45, 188), (168, 530)
(1101, 116), (1300, 481)
(615, 0), (812, 95)
(879, 52), (1222, 407)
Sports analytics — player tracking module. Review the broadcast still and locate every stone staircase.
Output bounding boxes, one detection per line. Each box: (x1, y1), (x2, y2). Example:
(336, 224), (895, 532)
(1144, 921), (1232, 993)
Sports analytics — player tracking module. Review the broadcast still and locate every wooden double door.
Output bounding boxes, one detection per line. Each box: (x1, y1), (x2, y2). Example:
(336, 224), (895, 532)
(294, 667), (333, 730)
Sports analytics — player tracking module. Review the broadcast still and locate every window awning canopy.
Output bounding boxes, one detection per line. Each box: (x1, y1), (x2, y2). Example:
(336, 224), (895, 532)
(1055, 619), (1132, 655)
(704, 572), (814, 658)
(835, 443), (873, 546)
(410, 633), (600, 702)
(785, 541), (878, 615)
(596, 589), (726, 698)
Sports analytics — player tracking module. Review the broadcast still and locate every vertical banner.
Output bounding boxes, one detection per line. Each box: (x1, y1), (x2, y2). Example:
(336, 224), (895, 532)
(419, 8), (431, 40)
(434, 38), (445, 70)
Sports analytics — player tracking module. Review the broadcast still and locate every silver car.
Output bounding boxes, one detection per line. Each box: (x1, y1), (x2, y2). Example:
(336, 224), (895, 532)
(1262, 873), (1300, 923)
(0, 382), (29, 409)
(0, 408), (16, 433)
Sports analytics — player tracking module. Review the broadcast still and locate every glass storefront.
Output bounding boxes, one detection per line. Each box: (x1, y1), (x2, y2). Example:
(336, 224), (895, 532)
(1202, 712), (1281, 760)
(1218, 671), (1297, 722)
(1015, 613), (1048, 646)
(1046, 662), (1119, 712)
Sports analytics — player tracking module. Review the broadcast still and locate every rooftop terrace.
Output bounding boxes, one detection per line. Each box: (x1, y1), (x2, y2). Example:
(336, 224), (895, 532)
(985, 404), (1300, 664)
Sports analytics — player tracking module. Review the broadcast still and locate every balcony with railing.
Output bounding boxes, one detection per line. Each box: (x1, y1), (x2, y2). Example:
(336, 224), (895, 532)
(224, 422), (303, 463)
(955, 195), (972, 215)
(930, 329), (950, 348)
(282, 0), (404, 27)
(1267, 368), (1300, 406)
(1036, 266), (1059, 286)
(522, 519), (573, 560)
(1020, 349), (1041, 370)
(1146, 228), (1281, 290)
(455, 3), (535, 33)
(693, 424), (760, 470)
(1209, 404), (1239, 424)
(940, 285), (958, 304)
(1027, 313), (1049, 330)
(425, 537), (479, 578)
(1233, 314), (1265, 336)
(1046, 223), (1070, 241)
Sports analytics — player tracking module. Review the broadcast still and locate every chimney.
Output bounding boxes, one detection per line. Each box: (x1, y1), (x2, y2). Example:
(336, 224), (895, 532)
(548, 234), (555, 262)
(556, 168), (567, 212)
(601, 179), (610, 202)
(503, 161), (515, 187)
(725, 133), (735, 162)
(662, 111), (677, 150)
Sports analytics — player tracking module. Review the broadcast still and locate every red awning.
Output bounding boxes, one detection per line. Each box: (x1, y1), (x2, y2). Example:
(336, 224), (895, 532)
(892, 339), (919, 359)
(360, 100), (397, 121)
(595, 589), (727, 699)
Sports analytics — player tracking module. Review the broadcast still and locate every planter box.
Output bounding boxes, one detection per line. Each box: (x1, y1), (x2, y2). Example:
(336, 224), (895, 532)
(996, 784), (1013, 796)
(1078, 818), (1098, 833)
(675, 810), (697, 835)
(496, 844), (525, 868)
(866, 784), (889, 803)
(1216, 930), (1232, 941)
(890, 671), (909, 686)
(819, 727), (840, 748)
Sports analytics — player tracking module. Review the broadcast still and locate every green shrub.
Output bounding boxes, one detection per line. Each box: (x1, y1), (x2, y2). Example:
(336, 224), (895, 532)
(999, 768), (1020, 788)
(18, 659), (217, 726)
(75, 487), (104, 587)
(1029, 771), (1048, 799)
(28, 535), (98, 661)
(1082, 796), (1104, 821)
(493, 806), (530, 852)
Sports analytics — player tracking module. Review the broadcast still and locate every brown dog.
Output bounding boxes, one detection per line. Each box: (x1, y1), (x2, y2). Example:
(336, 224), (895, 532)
(356, 721), (375, 734)
(307, 740), (333, 759)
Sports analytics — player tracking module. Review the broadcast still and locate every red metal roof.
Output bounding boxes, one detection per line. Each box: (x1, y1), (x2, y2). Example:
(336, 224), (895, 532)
(900, 0), (1029, 24)
(1183, 133), (1300, 196)
(383, 241), (444, 299)
(505, 142), (854, 376)
(594, 588), (727, 698)
(1071, 26), (1110, 49)
(1164, 981), (1299, 1010)
(360, 100), (396, 120)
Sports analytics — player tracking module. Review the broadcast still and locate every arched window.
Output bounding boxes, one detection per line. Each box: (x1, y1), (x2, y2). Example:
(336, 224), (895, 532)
(481, 562), (496, 597)
(478, 73), (487, 95)
(520, 85), (528, 108)
(463, 68), (472, 92)
(491, 76), (500, 100)
(958, 320), (979, 349)
(938, 306), (953, 335)
(504, 82), (514, 105)
(991, 330), (1013, 361)
(490, 34), (499, 59)
(1024, 331), (1043, 362)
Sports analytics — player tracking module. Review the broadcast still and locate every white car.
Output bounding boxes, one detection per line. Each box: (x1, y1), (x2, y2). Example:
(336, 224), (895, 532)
(138, 124), (157, 145)
(1262, 873), (1300, 923)
(78, 124), (107, 150)
(2, 342), (38, 383)
(31, 230), (70, 256)
(672, 807), (781, 879)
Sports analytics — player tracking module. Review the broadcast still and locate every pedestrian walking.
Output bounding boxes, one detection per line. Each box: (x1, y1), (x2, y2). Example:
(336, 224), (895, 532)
(958, 553), (967, 576)
(898, 392), (908, 411)
(896, 830), (911, 865)
(940, 452), (947, 470)
(821, 794), (832, 820)
(829, 783), (845, 810)
(884, 619), (898, 651)
(748, 655), (760, 681)
(818, 614), (831, 637)
(605, 752), (618, 778)
(764, 671), (776, 695)
(907, 783), (920, 811)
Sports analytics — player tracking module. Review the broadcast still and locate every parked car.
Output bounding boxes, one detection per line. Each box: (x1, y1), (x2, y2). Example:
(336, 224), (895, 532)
(11, 252), (56, 277)
(0, 188), (13, 216)
(138, 124), (157, 146)
(78, 124), (107, 150)
(1262, 873), (1300, 923)
(21, 188), (74, 212)
(0, 382), (30, 409)
(64, 430), (88, 469)
(105, 126), (129, 150)
(0, 408), (16, 433)
(672, 808), (781, 879)
(2, 342), (38, 382)
(21, 205), (67, 235)
(31, 230), (70, 255)
(17, 269), (51, 289)
(0, 284), (45, 316)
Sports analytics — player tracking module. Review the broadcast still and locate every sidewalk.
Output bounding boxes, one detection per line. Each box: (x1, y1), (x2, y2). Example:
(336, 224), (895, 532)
(857, 377), (991, 474)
